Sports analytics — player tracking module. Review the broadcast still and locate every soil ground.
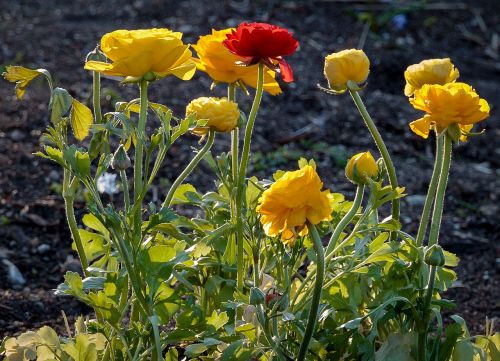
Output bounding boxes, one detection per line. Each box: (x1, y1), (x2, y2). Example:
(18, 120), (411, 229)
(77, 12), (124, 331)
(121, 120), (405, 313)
(0, 0), (499, 337)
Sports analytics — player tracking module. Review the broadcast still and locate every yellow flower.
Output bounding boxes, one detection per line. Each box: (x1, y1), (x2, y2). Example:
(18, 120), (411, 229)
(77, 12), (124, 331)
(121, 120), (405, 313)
(345, 151), (378, 184)
(186, 97), (240, 135)
(2, 66), (42, 99)
(84, 29), (196, 80)
(256, 165), (333, 246)
(324, 49), (370, 91)
(404, 58), (459, 96)
(193, 29), (282, 95)
(409, 83), (490, 139)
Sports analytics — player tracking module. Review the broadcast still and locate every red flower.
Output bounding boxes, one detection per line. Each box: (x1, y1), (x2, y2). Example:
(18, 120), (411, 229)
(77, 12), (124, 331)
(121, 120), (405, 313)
(223, 22), (299, 82)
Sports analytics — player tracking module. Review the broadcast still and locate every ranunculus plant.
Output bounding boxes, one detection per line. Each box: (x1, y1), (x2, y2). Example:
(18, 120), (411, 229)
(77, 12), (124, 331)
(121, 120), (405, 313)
(1, 23), (498, 361)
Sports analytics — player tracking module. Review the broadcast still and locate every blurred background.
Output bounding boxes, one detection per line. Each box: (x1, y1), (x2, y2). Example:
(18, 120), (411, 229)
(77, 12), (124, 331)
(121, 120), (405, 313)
(0, 0), (498, 336)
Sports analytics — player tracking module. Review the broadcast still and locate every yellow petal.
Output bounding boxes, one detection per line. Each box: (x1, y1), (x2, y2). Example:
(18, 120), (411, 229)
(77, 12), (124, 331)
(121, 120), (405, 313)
(409, 117), (431, 138)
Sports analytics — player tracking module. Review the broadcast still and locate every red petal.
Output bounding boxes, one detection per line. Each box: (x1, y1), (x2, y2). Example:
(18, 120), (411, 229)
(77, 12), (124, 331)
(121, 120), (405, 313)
(279, 59), (294, 82)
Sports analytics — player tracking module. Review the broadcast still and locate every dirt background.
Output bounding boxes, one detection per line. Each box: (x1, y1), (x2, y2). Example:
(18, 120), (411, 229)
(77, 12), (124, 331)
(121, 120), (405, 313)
(0, 0), (498, 337)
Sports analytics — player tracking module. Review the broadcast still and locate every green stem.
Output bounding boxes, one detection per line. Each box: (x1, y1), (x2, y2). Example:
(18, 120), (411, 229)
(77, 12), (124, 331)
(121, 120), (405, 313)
(297, 223), (325, 361)
(92, 71), (102, 123)
(427, 135), (452, 246)
(62, 171), (89, 277)
(417, 135), (452, 361)
(292, 185), (364, 309)
(235, 63), (264, 293)
(416, 134), (444, 246)
(418, 265), (437, 361)
(228, 83), (238, 182)
(162, 130), (215, 208)
(349, 90), (400, 237)
(120, 170), (130, 212)
(133, 81), (148, 233)
(325, 184), (364, 255)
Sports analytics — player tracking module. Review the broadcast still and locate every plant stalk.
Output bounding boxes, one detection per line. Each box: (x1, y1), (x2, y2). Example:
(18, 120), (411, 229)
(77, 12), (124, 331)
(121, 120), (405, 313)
(325, 184), (365, 255)
(62, 171), (89, 277)
(349, 90), (400, 239)
(133, 81), (148, 234)
(417, 134), (452, 361)
(297, 223), (325, 361)
(161, 130), (215, 208)
(235, 63), (264, 293)
(416, 134), (444, 246)
(92, 71), (102, 123)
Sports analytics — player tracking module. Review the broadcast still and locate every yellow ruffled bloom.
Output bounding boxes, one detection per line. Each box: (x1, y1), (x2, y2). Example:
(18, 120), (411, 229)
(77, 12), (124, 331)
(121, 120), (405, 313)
(2, 66), (42, 99)
(193, 29), (282, 95)
(345, 151), (378, 184)
(409, 83), (489, 139)
(84, 29), (196, 80)
(324, 49), (370, 91)
(404, 58), (459, 96)
(186, 97), (240, 135)
(256, 165), (333, 246)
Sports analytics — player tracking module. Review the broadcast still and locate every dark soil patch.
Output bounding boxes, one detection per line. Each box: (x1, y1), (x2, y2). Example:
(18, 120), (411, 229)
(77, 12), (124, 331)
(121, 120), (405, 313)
(0, 0), (498, 337)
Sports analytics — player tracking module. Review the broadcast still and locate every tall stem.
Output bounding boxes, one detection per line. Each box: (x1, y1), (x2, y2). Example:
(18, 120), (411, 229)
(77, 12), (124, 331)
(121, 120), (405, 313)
(92, 71), (102, 123)
(292, 185), (364, 309)
(228, 84), (238, 182)
(416, 134), (444, 246)
(417, 134), (452, 361)
(235, 63), (264, 293)
(297, 223), (325, 361)
(62, 171), (89, 277)
(133, 81), (148, 233)
(349, 90), (400, 237)
(427, 135), (452, 247)
(325, 184), (364, 255)
(120, 170), (130, 212)
(162, 130), (215, 208)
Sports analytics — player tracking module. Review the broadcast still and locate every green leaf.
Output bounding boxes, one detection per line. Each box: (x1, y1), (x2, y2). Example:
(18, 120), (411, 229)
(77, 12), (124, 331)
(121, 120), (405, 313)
(374, 332), (416, 361)
(82, 214), (109, 237)
(76, 229), (106, 263)
(185, 343), (207, 358)
(71, 99), (94, 141)
(220, 340), (253, 361)
(170, 183), (198, 205)
(49, 87), (72, 123)
(235, 323), (256, 342)
(451, 340), (475, 361)
(206, 311), (229, 331)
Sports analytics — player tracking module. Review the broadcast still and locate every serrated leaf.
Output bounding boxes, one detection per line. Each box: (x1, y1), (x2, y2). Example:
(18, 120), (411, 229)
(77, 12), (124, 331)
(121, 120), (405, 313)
(206, 311), (229, 331)
(71, 99), (94, 141)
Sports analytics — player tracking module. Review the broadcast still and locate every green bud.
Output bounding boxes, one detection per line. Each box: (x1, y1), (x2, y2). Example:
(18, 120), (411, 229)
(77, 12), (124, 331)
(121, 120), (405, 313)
(150, 132), (163, 148)
(446, 123), (461, 142)
(85, 46), (107, 63)
(112, 144), (131, 171)
(143, 71), (156, 82)
(249, 287), (265, 306)
(424, 244), (446, 267)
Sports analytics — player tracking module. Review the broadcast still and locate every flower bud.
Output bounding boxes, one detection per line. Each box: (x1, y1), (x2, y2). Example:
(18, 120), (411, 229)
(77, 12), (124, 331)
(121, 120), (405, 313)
(249, 287), (266, 306)
(85, 46), (107, 63)
(345, 151), (378, 184)
(186, 97), (240, 136)
(112, 144), (131, 171)
(424, 244), (445, 267)
(324, 49), (370, 91)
